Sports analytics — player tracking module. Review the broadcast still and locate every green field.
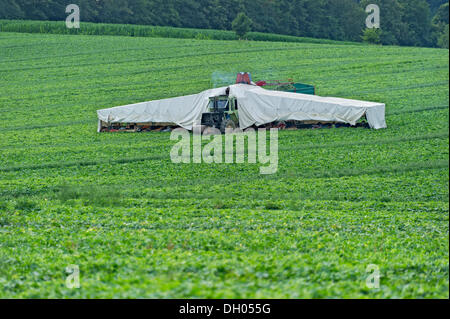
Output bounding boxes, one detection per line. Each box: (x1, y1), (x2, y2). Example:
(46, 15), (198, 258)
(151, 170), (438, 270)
(0, 31), (448, 298)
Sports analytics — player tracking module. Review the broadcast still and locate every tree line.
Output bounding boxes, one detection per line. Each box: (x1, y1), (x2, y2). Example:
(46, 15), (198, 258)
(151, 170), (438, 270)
(0, 0), (448, 48)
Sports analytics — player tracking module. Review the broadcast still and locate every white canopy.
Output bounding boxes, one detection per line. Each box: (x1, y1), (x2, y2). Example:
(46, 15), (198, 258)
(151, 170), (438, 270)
(97, 84), (386, 130)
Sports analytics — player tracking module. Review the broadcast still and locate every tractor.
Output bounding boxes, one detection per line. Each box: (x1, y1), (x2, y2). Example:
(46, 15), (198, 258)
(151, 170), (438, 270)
(200, 94), (239, 133)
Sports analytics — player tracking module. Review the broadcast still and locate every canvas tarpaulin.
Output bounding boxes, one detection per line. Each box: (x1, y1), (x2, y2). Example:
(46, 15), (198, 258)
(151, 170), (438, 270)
(97, 84), (386, 130)
(97, 87), (225, 130)
(229, 85), (386, 129)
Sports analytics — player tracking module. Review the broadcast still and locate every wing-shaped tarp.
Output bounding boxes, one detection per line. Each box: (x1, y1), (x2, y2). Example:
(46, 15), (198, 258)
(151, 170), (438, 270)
(97, 87), (227, 130)
(97, 84), (386, 130)
(229, 85), (386, 129)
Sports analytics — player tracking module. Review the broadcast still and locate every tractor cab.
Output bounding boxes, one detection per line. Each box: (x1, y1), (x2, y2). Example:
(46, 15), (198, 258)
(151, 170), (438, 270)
(201, 94), (239, 133)
(208, 95), (230, 112)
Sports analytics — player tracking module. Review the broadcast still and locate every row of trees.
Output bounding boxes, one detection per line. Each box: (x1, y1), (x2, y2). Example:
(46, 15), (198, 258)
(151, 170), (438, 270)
(0, 0), (448, 48)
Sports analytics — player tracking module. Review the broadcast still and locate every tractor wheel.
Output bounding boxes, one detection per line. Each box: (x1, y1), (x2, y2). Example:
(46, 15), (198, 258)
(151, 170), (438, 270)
(220, 119), (236, 134)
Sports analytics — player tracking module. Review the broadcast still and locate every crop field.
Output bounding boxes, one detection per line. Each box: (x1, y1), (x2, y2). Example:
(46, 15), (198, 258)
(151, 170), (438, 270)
(0, 31), (448, 298)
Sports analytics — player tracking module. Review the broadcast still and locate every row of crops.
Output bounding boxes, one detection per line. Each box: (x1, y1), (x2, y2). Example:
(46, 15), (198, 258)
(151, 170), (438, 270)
(0, 31), (448, 298)
(0, 19), (354, 44)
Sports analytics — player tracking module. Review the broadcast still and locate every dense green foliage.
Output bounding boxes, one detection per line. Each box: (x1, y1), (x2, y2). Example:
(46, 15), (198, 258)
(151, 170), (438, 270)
(0, 0), (449, 48)
(428, 0), (448, 14)
(433, 2), (450, 48)
(0, 32), (448, 298)
(438, 24), (449, 48)
(232, 12), (252, 39)
(362, 28), (382, 44)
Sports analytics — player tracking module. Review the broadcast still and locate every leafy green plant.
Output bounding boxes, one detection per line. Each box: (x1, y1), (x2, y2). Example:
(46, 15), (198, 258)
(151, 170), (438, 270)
(362, 28), (381, 44)
(58, 185), (124, 207)
(14, 198), (38, 211)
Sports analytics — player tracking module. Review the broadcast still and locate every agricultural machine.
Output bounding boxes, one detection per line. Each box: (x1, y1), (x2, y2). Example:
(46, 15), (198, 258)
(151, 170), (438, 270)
(201, 72), (316, 133)
(97, 71), (384, 133)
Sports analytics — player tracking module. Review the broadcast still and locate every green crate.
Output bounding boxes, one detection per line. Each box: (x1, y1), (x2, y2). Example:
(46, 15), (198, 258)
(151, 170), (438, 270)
(273, 82), (315, 95)
(286, 83), (315, 95)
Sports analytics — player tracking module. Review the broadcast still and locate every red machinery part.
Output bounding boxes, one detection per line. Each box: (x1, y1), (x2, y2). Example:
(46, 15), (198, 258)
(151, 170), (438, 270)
(236, 72), (252, 84)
